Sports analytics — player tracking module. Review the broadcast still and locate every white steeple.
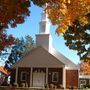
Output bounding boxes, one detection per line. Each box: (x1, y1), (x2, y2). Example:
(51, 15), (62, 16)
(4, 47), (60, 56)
(39, 10), (50, 34)
(36, 9), (52, 52)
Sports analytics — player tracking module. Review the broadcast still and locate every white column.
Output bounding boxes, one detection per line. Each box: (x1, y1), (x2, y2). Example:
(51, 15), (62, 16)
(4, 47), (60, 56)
(46, 68), (48, 85)
(63, 67), (66, 89)
(15, 67), (18, 83)
(30, 67), (33, 87)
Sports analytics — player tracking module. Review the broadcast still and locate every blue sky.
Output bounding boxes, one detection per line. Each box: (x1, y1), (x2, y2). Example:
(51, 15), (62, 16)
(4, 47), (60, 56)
(6, 3), (80, 65)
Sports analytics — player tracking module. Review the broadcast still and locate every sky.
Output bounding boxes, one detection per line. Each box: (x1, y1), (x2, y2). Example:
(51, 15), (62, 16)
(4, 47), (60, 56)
(1, 3), (80, 65)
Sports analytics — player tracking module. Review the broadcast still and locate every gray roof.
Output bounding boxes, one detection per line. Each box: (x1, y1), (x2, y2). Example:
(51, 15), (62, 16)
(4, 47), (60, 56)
(50, 48), (78, 68)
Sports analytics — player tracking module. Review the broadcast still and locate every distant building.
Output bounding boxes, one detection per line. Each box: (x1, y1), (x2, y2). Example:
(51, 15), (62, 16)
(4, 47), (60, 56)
(79, 73), (90, 88)
(10, 9), (79, 88)
(79, 61), (90, 88)
(0, 66), (9, 85)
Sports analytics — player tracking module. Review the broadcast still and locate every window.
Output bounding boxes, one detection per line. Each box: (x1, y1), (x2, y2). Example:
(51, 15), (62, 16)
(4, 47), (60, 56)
(21, 72), (27, 81)
(52, 72), (58, 82)
(41, 24), (45, 33)
(80, 80), (86, 85)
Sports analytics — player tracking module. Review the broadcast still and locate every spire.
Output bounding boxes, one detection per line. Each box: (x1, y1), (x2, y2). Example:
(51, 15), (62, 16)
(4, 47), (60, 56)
(41, 10), (49, 21)
(39, 8), (50, 34)
(36, 7), (52, 52)
(41, 4), (49, 22)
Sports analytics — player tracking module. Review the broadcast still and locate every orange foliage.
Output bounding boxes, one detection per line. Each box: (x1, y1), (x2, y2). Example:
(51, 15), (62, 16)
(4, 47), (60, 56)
(0, 0), (30, 51)
(80, 61), (90, 75)
(0, 0), (30, 29)
(44, 0), (90, 34)
(0, 30), (14, 51)
(0, 66), (10, 75)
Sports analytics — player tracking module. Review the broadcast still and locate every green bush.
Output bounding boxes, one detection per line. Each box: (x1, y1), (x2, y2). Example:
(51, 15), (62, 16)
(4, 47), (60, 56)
(83, 84), (90, 88)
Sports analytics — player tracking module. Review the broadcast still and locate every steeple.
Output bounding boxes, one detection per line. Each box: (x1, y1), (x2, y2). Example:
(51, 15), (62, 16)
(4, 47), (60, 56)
(36, 9), (52, 52)
(39, 10), (50, 34)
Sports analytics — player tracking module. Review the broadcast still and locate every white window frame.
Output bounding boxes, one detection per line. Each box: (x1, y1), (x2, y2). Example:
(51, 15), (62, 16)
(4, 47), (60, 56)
(21, 71), (27, 81)
(52, 72), (58, 83)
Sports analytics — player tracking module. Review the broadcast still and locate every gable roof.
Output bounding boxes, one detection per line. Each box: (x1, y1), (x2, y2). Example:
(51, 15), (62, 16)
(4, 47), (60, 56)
(11, 46), (78, 69)
(50, 48), (78, 68)
(0, 66), (9, 75)
(12, 46), (65, 68)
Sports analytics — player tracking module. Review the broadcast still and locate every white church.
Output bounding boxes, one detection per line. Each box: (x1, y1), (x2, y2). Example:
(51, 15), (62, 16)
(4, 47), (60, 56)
(10, 10), (79, 89)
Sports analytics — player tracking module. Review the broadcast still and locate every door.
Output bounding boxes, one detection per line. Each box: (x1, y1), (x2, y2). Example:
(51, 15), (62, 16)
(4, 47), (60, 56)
(33, 72), (45, 87)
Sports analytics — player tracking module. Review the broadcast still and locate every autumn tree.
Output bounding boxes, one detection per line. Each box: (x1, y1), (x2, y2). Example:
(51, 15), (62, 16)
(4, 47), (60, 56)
(0, 0), (30, 29)
(1, 0), (89, 34)
(32, 0), (90, 34)
(0, 29), (14, 51)
(63, 18), (90, 61)
(0, 0), (30, 51)
(80, 61), (90, 75)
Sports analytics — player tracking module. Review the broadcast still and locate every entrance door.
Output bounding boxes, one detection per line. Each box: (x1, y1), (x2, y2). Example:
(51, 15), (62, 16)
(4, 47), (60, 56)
(32, 72), (45, 87)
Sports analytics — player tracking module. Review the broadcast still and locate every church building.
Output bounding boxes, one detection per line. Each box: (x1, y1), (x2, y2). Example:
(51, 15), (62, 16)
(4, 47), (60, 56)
(10, 10), (79, 89)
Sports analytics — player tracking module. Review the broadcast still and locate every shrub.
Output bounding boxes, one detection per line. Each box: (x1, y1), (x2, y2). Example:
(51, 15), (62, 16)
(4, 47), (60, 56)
(83, 84), (90, 88)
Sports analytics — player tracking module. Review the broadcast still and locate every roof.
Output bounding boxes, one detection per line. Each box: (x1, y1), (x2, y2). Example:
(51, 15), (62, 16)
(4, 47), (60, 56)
(79, 75), (90, 79)
(11, 46), (65, 68)
(11, 46), (78, 69)
(50, 48), (78, 68)
(0, 66), (9, 75)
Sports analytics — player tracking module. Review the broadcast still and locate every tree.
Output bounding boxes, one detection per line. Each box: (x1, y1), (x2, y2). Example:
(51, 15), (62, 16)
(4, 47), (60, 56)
(4, 35), (34, 70)
(23, 35), (35, 56)
(31, 0), (90, 34)
(80, 61), (90, 75)
(0, 0), (30, 29)
(63, 18), (90, 61)
(0, 0), (30, 51)
(0, 30), (14, 51)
